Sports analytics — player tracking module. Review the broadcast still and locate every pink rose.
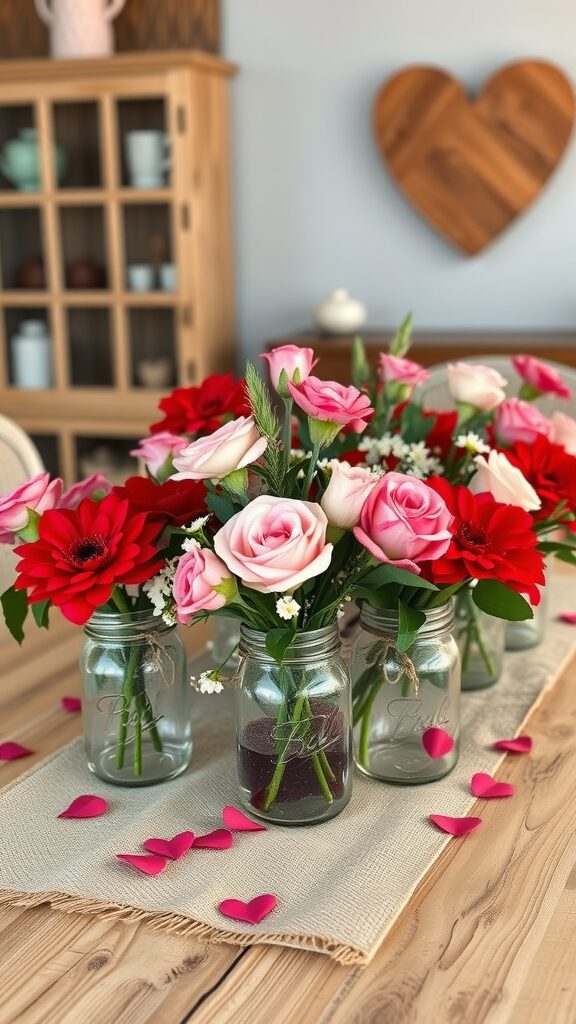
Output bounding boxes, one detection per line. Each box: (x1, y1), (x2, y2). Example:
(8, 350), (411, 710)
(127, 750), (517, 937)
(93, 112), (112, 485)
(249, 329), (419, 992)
(550, 410), (576, 455)
(469, 451), (541, 512)
(447, 362), (507, 411)
(495, 398), (552, 446)
(60, 473), (112, 510)
(173, 546), (234, 624)
(213, 495), (333, 593)
(353, 473), (453, 572)
(130, 432), (186, 479)
(288, 376), (374, 433)
(0, 472), (63, 544)
(512, 354), (572, 399)
(172, 416), (267, 481)
(260, 344), (317, 392)
(320, 461), (378, 529)
(379, 354), (429, 389)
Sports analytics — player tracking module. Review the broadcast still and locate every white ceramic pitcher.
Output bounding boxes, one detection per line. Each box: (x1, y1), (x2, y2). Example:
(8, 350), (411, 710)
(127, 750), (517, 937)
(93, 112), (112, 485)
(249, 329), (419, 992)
(34, 0), (126, 59)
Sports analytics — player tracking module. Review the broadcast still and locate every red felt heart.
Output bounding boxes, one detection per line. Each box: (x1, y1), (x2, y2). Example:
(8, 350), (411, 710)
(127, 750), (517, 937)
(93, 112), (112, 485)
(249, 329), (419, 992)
(559, 612), (576, 624)
(0, 741), (33, 760)
(493, 735), (532, 754)
(471, 772), (515, 798)
(58, 794), (108, 819)
(143, 831), (195, 860)
(61, 696), (82, 713)
(222, 806), (267, 832)
(218, 894), (277, 924)
(429, 814), (482, 836)
(116, 853), (167, 875)
(422, 727), (454, 759)
(194, 829), (234, 850)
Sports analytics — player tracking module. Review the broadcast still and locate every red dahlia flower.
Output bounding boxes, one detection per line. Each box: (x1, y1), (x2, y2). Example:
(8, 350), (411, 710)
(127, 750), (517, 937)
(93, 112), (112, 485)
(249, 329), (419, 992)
(151, 374), (250, 435)
(425, 478), (545, 604)
(113, 476), (207, 528)
(14, 493), (164, 625)
(502, 435), (576, 524)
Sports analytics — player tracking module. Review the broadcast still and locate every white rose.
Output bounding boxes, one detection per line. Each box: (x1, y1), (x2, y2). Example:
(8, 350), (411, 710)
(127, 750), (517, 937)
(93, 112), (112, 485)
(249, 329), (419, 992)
(320, 460), (379, 529)
(172, 416), (267, 481)
(550, 411), (576, 456)
(447, 362), (507, 412)
(469, 450), (541, 512)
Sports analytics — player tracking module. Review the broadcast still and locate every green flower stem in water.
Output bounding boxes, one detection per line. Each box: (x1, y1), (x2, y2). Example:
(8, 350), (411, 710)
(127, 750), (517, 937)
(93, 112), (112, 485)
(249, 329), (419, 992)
(461, 589), (496, 677)
(115, 641), (138, 770)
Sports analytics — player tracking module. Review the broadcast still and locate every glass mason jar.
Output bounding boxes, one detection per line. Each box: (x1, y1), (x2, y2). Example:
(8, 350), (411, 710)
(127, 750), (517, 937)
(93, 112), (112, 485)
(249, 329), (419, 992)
(236, 622), (352, 825)
(455, 586), (506, 690)
(506, 572), (549, 651)
(211, 615), (241, 669)
(352, 602), (460, 783)
(81, 608), (192, 786)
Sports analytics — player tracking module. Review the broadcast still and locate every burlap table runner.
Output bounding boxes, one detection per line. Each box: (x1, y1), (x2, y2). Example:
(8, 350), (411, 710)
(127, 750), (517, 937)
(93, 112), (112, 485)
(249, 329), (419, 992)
(0, 576), (574, 965)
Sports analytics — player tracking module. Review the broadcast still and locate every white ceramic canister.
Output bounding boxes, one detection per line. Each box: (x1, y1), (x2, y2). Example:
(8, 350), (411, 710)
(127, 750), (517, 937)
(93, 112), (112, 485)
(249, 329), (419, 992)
(34, 0), (126, 60)
(12, 320), (52, 388)
(313, 289), (367, 334)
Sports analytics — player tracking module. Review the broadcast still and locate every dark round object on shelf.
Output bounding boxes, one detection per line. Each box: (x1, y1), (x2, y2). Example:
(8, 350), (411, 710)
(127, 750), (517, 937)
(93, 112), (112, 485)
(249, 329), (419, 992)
(15, 255), (45, 289)
(65, 259), (105, 289)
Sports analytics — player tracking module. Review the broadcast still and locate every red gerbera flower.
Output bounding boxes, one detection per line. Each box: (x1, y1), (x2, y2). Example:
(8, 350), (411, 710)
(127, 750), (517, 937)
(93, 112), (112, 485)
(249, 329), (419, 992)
(151, 374), (250, 435)
(113, 476), (207, 528)
(425, 478), (545, 603)
(14, 493), (165, 625)
(502, 435), (576, 525)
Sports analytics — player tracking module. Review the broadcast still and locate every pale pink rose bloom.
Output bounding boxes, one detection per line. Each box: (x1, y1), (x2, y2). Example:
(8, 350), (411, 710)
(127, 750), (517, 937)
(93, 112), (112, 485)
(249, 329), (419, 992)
(173, 547), (233, 625)
(172, 416), (267, 481)
(495, 398), (552, 446)
(378, 354), (429, 389)
(260, 344), (317, 389)
(512, 354), (572, 399)
(213, 494), (333, 593)
(550, 410), (576, 455)
(447, 362), (507, 411)
(353, 472), (453, 573)
(59, 473), (112, 510)
(288, 376), (374, 432)
(130, 432), (186, 477)
(320, 461), (378, 529)
(469, 451), (541, 512)
(0, 472), (63, 544)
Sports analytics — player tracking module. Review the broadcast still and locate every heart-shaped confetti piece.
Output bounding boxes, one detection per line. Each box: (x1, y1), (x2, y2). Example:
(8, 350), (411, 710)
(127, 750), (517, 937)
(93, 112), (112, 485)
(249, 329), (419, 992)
(429, 814), (482, 836)
(58, 794), (108, 819)
(493, 735), (532, 754)
(422, 727), (454, 759)
(218, 894), (277, 924)
(194, 829), (234, 850)
(471, 772), (515, 799)
(559, 612), (576, 624)
(222, 806), (267, 832)
(61, 696), (81, 713)
(143, 831), (195, 860)
(0, 741), (33, 760)
(116, 854), (167, 875)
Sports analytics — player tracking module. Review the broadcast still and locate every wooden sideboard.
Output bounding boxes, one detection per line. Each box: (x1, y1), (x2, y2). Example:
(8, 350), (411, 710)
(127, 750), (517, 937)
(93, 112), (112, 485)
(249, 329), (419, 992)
(266, 330), (576, 382)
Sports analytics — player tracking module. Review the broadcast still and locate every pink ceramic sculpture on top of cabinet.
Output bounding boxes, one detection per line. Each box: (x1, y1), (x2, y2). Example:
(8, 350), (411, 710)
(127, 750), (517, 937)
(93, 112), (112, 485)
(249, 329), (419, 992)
(34, 0), (126, 59)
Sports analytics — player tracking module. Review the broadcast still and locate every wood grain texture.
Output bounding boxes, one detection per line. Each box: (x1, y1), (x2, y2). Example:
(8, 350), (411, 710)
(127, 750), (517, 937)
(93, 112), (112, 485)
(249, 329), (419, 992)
(374, 61), (575, 254)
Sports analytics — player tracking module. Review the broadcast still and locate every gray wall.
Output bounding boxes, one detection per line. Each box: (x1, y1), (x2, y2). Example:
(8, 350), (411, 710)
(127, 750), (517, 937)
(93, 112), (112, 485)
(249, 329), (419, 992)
(222, 0), (576, 359)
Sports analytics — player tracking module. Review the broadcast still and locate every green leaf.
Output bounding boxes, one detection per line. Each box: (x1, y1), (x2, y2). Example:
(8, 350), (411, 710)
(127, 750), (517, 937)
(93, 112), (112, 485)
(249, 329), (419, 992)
(397, 600), (426, 654)
(361, 564), (437, 592)
(31, 600), (50, 629)
(265, 627), (296, 663)
(426, 581), (465, 607)
(388, 312), (414, 357)
(472, 580), (533, 621)
(400, 403), (430, 443)
(351, 335), (371, 390)
(1, 586), (28, 644)
(206, 490), (236, 524)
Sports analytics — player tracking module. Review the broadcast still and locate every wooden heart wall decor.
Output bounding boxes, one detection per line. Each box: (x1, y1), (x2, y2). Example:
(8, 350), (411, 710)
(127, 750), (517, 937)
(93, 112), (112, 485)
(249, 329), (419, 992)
(373, 60), (575, 255)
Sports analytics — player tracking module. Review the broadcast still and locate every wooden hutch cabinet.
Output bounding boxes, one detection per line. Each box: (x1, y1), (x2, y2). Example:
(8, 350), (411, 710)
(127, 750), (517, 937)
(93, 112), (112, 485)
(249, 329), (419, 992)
(0, 51), (236, 483)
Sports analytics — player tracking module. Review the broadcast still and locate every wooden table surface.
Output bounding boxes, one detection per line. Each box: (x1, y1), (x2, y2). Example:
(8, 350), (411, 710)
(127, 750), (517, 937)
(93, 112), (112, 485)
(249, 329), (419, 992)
(1, 610), (576, 1024)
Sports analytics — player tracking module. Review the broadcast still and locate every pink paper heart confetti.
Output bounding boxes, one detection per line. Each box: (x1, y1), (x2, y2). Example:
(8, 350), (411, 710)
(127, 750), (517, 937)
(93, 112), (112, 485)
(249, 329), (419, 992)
(559, 612), (576, 625)
(422, 727), (454, 759)
(429, 814), (482, 836)
(0, 741), (33, 760)
(58, 794), (108, 819)
(222, 806), (267, 832)
(61, 696), (81, 713)
(218, 894), (277, 924)
(471, 772), (515, 799)
(116, 853), (167, 876)
(493, 735), (532, 754)
(194, 829), (234, 850)
(143, 831), (195, 860)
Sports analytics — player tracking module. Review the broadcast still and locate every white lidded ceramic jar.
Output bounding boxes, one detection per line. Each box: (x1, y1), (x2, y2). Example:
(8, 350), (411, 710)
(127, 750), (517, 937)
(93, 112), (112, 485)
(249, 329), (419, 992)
(12, 320), (52, 389)
(313, 289), (367, 335)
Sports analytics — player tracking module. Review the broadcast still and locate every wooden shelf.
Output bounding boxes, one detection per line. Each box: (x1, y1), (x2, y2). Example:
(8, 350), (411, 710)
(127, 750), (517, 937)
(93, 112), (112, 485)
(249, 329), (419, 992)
(2, 290), (49, 305)
(118, 188), (173, 204)
(123, 291), (178, 306)
(61, 291), (113, 305)
(0, 192), (43, 206)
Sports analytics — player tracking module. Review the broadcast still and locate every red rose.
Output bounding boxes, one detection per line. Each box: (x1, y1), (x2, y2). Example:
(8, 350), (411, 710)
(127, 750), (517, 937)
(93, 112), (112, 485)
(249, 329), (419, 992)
(151, 374), (250, 435)
(113, 476), (207, 527)
(503, 435), (576, 524)
(424, 410), (458, 461)
(14, 493), (164, 625)
(424, 478), (545, 603)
